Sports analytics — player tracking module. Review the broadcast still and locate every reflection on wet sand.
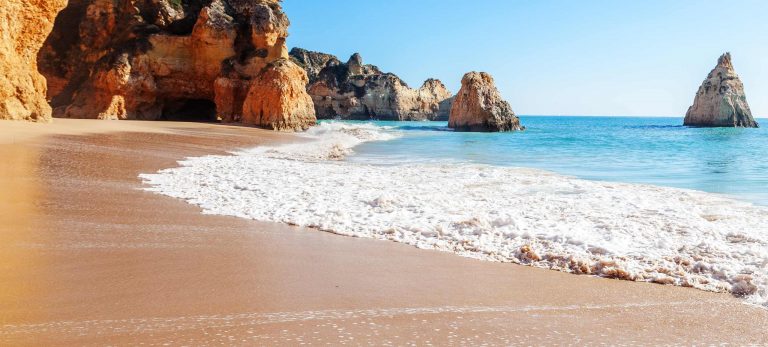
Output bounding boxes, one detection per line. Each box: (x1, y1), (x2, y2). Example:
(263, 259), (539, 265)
(0, 143), (47, 326)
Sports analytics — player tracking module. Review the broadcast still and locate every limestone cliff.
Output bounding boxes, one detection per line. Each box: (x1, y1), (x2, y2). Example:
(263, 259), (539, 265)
(684, 53), (758, 128)
(0, 0), (67, 121)
(290, 48), (453, 121)
(242, 58), (316, 131)
(37, 0), (315, 130)
(448, 72), (523, 132)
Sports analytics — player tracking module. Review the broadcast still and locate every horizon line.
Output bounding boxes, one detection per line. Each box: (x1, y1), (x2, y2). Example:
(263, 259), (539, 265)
(516, 114), (767, 119)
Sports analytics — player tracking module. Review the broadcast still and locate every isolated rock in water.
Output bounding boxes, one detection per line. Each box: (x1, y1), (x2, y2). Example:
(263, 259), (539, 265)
(448, 72), (523, 132)
(36, 0), (316, 130)
(242, 59), (316, 131)
(0, 0), (67, 121)
(289, 48), (453, 121)
(684, 53), (758, 128)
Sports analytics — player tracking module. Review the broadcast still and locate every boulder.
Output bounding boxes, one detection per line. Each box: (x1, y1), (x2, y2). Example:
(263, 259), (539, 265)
(242, 59), (316, 131)
(684, 53), (758, 128)
(448, 72), (523, 132)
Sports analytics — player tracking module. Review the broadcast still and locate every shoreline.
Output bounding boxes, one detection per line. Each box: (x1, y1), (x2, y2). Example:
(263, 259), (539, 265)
(1, 119), (767, 345)
(143, 121), (768, 306)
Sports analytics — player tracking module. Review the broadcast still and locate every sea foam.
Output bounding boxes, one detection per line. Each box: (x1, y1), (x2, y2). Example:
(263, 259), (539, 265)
(140, 122), (768, 307)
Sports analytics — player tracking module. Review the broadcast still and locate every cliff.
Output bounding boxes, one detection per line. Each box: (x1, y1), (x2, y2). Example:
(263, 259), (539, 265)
(290, 48), (453, 121)
(684, 53), (758, 128)
(0, 0), (67, 121)
(448, 72), (523, 132)
(36, 0), (315, 130)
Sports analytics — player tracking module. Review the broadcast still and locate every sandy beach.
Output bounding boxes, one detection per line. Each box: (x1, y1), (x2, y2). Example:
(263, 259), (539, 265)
(1, 119), (766, 346)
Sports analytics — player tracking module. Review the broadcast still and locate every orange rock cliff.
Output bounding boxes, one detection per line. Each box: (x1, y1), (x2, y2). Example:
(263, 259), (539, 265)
(0, 0), (315, 130)
(448, 72), (524, 132)
(0, 0), (67, 122)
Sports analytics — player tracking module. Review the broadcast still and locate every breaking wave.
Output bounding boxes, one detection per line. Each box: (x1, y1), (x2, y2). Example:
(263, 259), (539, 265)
(140, 122), (768, 307)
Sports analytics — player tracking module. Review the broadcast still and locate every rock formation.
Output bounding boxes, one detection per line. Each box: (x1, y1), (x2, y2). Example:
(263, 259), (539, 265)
(36, 0), (315, 130)
(0, 0), (67, 121)
(242, 59), (316, 131)
(448, 72), (523, 132)
(684, 53), (758, 128)
(290, 48), (453, 121)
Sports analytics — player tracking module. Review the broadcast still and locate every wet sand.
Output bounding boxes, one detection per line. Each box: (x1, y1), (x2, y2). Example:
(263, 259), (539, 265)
(1, 119), (766, 345)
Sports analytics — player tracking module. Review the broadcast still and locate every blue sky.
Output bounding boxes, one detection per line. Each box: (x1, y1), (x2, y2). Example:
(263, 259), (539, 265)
(282, 0), (767, 117)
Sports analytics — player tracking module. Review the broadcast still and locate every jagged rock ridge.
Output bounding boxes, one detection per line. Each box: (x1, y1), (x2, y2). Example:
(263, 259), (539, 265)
(448, 71), (523, 132)
(290, 48), (453, 121)
(684, 53), (758, 128)
(37, 0), (315, 131)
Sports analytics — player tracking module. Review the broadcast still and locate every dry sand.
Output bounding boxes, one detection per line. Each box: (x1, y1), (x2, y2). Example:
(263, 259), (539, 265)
(0, 119), (766, 345)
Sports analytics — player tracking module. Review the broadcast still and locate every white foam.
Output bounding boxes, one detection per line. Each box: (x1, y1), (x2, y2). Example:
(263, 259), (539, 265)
(140, 122), (768, 307)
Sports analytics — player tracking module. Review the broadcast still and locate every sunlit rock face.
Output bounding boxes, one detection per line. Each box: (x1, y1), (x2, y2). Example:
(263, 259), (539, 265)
(37, 0), (315, 130)
(0, 0), (67, 122)
(684, 53), (758, 128)
(448, 71), (523, 132)
(242, 58), (316, 131)
(290, 48), (453, 121)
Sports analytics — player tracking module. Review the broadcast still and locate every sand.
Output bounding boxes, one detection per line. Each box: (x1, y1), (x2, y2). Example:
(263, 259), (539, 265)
(0, 119), (766, 345)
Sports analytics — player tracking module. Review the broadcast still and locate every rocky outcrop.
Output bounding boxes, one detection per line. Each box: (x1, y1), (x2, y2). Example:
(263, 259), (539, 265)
(37, 0), (316, 130)
(290, 48), (453, 121)
(448, 72), (523, 132)
(242, 58), (316, 131)
(0, 0), (67, 121)
(289, 48), (340, 83)
(684, 53), (758, 128)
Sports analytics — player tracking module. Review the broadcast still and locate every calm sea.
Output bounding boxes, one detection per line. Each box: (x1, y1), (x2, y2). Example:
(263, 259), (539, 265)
(346, 116), (768, 205)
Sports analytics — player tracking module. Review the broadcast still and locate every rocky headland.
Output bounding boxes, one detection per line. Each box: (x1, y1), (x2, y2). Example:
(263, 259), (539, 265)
(0, 0), (67, 122)
(32, 0), (315, 130)
(290, 48), (453, 121)
(448, 72), (523, 132)
(684, 53), (758, 128)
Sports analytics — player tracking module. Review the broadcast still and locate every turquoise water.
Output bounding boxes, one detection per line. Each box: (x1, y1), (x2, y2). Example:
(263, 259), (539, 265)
(344, 116), (768, 205)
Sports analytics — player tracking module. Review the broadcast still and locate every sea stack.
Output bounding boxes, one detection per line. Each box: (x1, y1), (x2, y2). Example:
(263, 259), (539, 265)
(684, 53), (758, 128)
(448, 72), (523, 132)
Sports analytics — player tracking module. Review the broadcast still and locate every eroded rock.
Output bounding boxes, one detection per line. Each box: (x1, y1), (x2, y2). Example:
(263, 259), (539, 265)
(448, 72), (523, 132)
(36, 0), (315, 129)
(242, 59), (316, 131)
(684, 53), (758, 128)
(0, 0), (67, 121)
(290, 48), (453, 121)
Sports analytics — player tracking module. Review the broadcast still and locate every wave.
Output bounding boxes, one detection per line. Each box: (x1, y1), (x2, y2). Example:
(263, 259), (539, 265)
(140, 122), (768, 307)
(390, 124), (453, 132)
(253, 121), (401, 161)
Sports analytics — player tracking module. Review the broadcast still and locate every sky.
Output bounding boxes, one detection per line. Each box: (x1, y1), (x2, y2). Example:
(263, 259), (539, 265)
(282, 0), (768, 117)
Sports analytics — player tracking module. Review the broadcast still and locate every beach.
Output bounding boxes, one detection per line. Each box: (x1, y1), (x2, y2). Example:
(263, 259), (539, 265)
(1, 119), (767, 345)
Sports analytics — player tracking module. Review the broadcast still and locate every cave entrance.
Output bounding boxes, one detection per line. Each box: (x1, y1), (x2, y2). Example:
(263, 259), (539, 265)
(161, 98), (218, 122)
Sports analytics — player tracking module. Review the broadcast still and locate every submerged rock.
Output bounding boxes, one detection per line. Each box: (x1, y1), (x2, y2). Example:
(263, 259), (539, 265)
(684, 53), (758, 128)
(448, 72), (523, 132)
(0, 0), (67, 121)
(289, 48), (453, 121)
(36, 0), (315, 130)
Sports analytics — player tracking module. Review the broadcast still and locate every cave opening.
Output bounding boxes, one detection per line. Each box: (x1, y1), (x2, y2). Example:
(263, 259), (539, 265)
(160, 98), (218, 122)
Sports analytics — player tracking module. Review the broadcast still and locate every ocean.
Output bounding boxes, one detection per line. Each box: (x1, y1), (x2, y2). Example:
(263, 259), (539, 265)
(348, 116), (768, 206)
(140, 117), (768, 307)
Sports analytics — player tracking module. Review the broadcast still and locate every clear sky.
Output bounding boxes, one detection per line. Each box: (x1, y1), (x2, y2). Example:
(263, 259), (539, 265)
(282, 0), (767, 117)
